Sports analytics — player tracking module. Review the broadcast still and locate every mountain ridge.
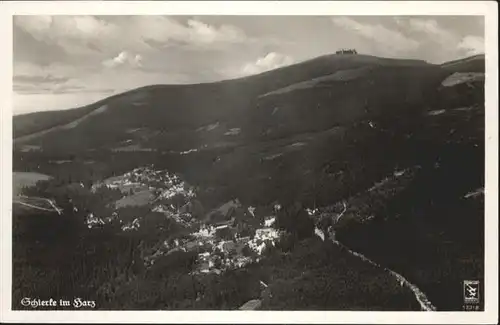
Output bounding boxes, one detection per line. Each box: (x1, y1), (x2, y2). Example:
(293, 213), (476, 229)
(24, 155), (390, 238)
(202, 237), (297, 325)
(14, 53), (481, 141)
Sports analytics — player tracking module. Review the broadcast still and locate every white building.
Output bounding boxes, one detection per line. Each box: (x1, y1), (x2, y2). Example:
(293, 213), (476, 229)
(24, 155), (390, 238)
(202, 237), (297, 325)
(264, 216), (276, 227)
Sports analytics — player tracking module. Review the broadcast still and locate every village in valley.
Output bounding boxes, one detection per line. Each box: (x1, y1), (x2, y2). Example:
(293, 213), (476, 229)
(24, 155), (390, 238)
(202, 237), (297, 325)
(86, 165), (283, 276)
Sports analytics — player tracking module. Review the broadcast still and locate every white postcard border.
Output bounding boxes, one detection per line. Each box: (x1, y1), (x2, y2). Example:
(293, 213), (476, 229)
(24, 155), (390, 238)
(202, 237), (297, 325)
(0, 1), (497, 324)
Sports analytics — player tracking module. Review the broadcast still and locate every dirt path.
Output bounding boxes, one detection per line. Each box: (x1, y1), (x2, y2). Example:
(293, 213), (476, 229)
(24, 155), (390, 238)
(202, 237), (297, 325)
(14, 196), (63, 215)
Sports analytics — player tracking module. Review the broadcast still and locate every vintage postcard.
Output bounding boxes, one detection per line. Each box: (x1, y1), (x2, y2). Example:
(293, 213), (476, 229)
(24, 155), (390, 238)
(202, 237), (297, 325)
(0, 1), (498, 324)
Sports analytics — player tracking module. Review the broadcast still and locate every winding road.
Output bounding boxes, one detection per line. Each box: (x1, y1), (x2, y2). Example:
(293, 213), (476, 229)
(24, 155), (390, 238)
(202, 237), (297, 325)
(323, 228), (436, 311)
(13, 196), (63, 215)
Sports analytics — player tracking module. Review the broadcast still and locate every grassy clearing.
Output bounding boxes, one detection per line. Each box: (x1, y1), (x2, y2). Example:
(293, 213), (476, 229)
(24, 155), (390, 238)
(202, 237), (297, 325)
(13, 172), (52, 197)
(115, 190), (154, 208)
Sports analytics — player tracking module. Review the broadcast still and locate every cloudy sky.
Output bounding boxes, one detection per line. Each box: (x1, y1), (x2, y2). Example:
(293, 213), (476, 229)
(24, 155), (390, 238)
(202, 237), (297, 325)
(13, 15), (484, 115)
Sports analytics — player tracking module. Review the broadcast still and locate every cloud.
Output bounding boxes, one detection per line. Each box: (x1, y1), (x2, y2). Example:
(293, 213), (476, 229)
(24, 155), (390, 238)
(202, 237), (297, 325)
(13, 74), (69, 84)
(14, 72), (85, 95)
(457, 35), (485, 56)
(14, 61), (79, 78)
(133, 16), (248, 48)
(239, 52), (295, 76)
(14, 15), (118, 55)
(185, 19), (246, 44)
(397, 17), (485, 60)
(407, 18), (456, 45)
(14, 16), (250, 56)
(13, 59), (188, 95)
(103, 51), (143, 68)
(13, 62), (79, 94)
(331, 17), (420, 53)
(13, 83), (89, 95)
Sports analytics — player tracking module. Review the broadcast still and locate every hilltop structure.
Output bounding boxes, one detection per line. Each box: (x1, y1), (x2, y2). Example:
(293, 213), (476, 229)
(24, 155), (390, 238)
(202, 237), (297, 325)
(336, 49), (358, 55)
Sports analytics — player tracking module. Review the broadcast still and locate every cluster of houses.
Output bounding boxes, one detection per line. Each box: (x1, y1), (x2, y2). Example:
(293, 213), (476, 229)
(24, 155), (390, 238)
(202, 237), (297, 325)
(151, 204), (196, 227)
(93, 165), (192, 198)
(86, 165), (198, 230)
(85, 166), (285, 276)
(130, 196), (282, 274)
(86, 211), (142, 231)
(197, 246), (252, 274)
(188, 213), (280, 274)
(335, 49), (358, 55)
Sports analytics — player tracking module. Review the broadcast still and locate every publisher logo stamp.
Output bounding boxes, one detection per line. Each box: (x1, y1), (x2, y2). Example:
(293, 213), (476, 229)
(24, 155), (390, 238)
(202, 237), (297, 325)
(463, 280), (480, 304)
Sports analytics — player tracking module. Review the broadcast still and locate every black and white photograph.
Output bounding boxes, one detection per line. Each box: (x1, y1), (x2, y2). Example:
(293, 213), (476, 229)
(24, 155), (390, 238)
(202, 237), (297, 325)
(1, 1), (498, 323)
